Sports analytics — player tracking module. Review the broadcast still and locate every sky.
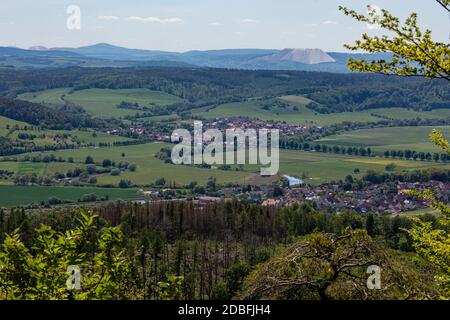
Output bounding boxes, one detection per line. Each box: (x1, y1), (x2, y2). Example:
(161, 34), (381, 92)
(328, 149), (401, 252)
(0, 0), (448, 52)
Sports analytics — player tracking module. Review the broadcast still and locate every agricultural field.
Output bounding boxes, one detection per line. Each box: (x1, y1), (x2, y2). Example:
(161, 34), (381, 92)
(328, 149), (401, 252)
(19, 88), (184, 118)
(0, 185), (142, 207)
(1, 118), (133, 148)
(11, 143), (257, 186)
(194, 95), (450, 126)
(8, 128), (133, 147)
(276, 149), (450, 185)
(6, 142), (450, 188)
(18, 88), (68, 108)
(315, 126), (450, 153)
(0, 161), (80, 185)
(18, 89), (450, 125)
(366, 108), (450, 120)
(194, 96), (389, 126)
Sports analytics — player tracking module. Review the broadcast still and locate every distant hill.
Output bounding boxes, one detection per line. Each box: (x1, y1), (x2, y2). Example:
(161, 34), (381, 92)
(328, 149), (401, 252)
(0, 46), (82, 58)
(53, 43), (178, 61)
(0, 46), (195, 69)
(0, 43), (393, 72)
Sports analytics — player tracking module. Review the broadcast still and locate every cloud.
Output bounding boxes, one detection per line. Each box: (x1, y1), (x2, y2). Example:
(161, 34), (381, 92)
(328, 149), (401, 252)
(97, 15), (183, 24)
(242, 18), (259, 24)
(126, 16), (183, 24)
(322, 20), (338, 25)
(97, 16), (120, 21)
(304, 23), (319, 27)
(209, 22), (223, 27)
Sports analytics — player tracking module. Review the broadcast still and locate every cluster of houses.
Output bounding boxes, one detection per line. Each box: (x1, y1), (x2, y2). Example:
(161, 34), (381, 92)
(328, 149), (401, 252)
(203, 117), (319, 137)
(272, 180), (449, 215)
(137, 179), (448, 215)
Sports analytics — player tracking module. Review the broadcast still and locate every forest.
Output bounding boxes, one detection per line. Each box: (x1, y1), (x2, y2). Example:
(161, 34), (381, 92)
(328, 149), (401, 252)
(0, 97), (112, 130)
(0, 67), (448, 114)
(0, 200), (444, 300)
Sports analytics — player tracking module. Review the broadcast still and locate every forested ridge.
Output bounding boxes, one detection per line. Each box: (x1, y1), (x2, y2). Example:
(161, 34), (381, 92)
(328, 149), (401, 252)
(0, 96), (112, 130)
(0, 67), (448, 113)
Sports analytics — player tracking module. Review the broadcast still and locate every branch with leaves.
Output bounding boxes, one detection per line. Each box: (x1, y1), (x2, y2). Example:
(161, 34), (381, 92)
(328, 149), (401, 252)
(339, 3), (450, 80)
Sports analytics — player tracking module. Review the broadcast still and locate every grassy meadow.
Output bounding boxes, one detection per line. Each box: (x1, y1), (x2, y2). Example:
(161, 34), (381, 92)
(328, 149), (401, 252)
(19, 88), (184, 118)
(3, 142), (449, 188)
(0, 185), (142, 207)
(315, 126), (450, 153)
(192, 95), (450, 126)
(193, 98), (380, 126)
(5, 143), (256, 186)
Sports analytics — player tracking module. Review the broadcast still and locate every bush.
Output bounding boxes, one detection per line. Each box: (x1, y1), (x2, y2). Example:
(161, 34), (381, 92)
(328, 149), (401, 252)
(85, 156), (94, 164)
(110, 169), (121, 176)
(119, 179), (130, 188)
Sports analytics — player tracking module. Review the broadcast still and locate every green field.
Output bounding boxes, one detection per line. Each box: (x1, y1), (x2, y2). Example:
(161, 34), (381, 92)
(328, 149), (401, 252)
(0, 185), (142, 207)
(193, 96), (393, 126)
(0, 161), (78, 175)
(19, 89), (450, 125)
(18, 88), (68, 108)
(11, 143), (256, 186)
(19, 88), (184, 118)
(7, 141), (449, 187)
(193, 97), (379, 126)
(193, 96), (450, 126)
(1, 118), (133, 147)
(9, 128), (132, 147)
(277, 149), (449, 185)
(0, 116), (29, 136)
(367, 108), (450, 120)
(316, 126), (450, 153)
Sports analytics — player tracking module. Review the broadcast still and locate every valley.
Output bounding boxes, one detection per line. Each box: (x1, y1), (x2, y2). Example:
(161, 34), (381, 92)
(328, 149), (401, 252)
(0, 70), (449, 208)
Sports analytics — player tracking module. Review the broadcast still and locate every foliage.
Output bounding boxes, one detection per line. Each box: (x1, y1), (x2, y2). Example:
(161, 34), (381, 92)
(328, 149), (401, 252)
(339, 2), (450, 80)
(0, 97), (107, 130)
(342, 0), (450, 298)
(239, 229), (438, 300)
(155, 274), (184, 300)
(407, 130), (450, 298)
(0, 211), (131, 300)
(430, 129), (450, 154)
(1, 201), (436, 300)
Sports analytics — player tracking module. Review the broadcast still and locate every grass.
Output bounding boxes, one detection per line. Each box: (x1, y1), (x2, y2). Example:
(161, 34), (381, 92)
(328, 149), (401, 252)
(316, 126), (450, 153)
(0, 116), (29, 136)
(366, 108), (450, 120)
(194, 96), (380, 126)
(11, 143), (257, 186)
(3, 139), (449, 187)
(19, 88), (184, 118)
(194, 96), (450, 126)
(277, 149), (450, 185)
(5, 127), (133, 148)
(18, 88), (68, 108)
(0, 185), (142, 208)
(0, 161), (79, 184)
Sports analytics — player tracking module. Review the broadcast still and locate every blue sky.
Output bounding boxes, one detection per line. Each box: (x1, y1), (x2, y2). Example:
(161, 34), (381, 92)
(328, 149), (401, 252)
(0, 0), (448, 52)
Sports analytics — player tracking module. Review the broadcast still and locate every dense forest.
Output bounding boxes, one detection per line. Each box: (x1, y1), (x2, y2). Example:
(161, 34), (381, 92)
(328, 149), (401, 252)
(0, 97), (115, 130)
(0, 67), (448, 113)
(0, 200), (443, 300)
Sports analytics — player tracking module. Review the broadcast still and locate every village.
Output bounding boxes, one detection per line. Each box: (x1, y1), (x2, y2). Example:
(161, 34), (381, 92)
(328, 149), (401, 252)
(137, 178), (449, 216)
